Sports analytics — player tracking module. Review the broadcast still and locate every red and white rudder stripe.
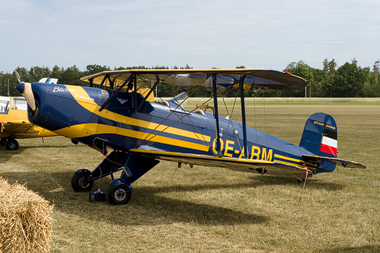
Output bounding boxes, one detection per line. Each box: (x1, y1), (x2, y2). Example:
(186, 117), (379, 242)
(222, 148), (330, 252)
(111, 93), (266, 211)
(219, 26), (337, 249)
(320, 135), (337, 156)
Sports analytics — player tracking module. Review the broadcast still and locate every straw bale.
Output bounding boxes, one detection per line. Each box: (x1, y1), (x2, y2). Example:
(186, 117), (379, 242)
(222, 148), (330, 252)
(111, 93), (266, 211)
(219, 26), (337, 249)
(0, 177), (53, 253)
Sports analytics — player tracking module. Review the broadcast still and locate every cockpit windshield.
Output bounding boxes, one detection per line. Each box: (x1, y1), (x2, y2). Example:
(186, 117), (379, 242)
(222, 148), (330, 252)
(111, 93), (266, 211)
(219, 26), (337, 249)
(0, 97), (27, 114)
(0, 97), (10, 114)
(12, 98), (27, 111)
(167, 92), (188, 108)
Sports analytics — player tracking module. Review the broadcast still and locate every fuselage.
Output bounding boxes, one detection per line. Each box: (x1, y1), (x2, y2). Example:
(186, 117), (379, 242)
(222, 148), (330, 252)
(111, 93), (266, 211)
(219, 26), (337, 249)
(25, 82), (314, 169)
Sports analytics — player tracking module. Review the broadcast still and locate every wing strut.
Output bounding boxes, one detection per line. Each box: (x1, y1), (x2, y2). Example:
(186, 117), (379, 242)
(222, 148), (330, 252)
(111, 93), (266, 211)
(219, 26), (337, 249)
(212, 73), (222, 157)
(134, 74), (137, 109)
(136, 77), (159, 113)
(239, 75), (248, 158)
(99, 74), (134, 112)
(98, 74), (109, 89)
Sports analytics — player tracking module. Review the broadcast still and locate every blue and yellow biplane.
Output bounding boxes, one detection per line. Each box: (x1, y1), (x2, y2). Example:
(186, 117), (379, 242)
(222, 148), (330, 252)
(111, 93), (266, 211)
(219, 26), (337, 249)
(15, 69), (365, 204)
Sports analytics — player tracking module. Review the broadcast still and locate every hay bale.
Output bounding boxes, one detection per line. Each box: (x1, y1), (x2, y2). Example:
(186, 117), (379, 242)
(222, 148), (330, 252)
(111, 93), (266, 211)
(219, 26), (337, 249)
(0, 178), (53, 253)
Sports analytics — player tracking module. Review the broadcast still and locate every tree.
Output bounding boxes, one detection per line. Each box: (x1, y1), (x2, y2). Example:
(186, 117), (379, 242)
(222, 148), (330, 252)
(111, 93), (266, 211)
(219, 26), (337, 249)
(85, 64), (111, 75)
(282, 61), (314, 97)
(50, 65), (63, 81)
(309, 68), (328, 96)
(323, 58), (337, 76)
(373, 60), (379, 80)
(28, 66), (50, 82)
(326, 59), (366, 97)
(1, 72), (19, 96)
(2, 61), (380, 97)
(362, 61), (380, 97)
(59, 65), (85, 86)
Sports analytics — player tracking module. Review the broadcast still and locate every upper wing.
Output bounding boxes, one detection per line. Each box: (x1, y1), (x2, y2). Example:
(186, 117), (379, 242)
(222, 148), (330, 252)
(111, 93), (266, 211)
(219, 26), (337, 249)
(302, 154), (366, 169)
(0, 121), (39, 136)
(81, 69), (307, 91)
(130, 148), (309, 178)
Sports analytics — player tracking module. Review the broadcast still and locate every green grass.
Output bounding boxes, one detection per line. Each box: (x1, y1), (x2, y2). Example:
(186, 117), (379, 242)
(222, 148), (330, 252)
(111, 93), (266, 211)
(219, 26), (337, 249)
(1, 99), (380, 252)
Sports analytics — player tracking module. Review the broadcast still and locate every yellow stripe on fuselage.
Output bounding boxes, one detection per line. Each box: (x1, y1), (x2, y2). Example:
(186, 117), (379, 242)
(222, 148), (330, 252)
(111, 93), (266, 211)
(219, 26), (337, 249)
(65, 85), (211, 143)
(273, 160), (311, 170)
(130, 148), (275, 164)
(274, 154), (316, 170)
(55, 123), (210, 152)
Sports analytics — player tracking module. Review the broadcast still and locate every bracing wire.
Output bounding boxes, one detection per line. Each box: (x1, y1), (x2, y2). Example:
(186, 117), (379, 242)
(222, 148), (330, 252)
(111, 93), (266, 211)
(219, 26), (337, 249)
(136, 77), (210, 148)
(263, 89), (268, 148)
(138, 79), (235, 150)
(224, 89), (243, 152)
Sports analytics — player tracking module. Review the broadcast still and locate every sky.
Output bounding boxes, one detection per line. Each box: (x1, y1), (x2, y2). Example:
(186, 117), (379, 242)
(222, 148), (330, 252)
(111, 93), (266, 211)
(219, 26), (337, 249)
(1, 0), (379, 73)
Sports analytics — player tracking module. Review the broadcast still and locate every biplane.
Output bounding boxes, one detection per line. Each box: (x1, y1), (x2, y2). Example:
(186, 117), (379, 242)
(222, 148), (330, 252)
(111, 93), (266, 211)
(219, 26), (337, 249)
(0, 91), (58, 150)
(15, 69), (365, 204)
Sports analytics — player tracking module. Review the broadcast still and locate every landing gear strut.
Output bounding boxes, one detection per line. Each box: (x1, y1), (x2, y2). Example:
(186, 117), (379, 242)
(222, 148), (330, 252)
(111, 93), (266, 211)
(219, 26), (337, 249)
(71, 150), (160, 205)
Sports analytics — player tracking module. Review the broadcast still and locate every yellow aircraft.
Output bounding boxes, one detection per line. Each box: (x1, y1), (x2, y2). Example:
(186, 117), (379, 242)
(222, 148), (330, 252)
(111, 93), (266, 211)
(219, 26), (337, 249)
(0, 77), (59, 150)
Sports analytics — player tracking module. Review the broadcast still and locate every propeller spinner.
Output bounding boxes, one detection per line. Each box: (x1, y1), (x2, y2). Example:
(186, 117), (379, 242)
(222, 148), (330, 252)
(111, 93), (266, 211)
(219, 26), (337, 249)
(14, 71), (36, 111)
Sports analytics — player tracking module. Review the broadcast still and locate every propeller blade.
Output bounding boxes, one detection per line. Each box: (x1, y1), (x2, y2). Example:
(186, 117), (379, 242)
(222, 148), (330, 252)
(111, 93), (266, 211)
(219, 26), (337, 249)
(14, 70), (36, 111)
(23, 82), (36, 111)
(14, 70), (23, 83)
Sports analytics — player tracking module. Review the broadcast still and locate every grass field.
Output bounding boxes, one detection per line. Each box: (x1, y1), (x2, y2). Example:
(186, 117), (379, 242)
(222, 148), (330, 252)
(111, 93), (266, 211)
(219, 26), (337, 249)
(1, 98), (379, 252)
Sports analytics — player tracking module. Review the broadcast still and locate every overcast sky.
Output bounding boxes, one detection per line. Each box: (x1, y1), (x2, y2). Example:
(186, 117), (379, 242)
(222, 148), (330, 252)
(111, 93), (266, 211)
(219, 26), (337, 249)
(1, 0), (379, 73)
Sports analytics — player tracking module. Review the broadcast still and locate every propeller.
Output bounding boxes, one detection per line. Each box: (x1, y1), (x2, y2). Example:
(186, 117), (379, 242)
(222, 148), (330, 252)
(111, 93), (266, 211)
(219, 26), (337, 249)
(15, 70), (23, 83)
(14, 70), (36, 111)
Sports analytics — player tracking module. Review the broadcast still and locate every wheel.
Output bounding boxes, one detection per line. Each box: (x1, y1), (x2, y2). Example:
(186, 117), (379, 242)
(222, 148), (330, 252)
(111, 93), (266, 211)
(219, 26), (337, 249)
(71, 173), (94, 192)
(5, 139), (19, 150)
(1, 138), (6, 146)
(106, 184), (132, 205)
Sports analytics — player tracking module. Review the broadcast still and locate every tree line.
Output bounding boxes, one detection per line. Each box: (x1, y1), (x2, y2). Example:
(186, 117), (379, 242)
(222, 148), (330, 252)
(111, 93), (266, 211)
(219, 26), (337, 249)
(0, 59), (379, 97)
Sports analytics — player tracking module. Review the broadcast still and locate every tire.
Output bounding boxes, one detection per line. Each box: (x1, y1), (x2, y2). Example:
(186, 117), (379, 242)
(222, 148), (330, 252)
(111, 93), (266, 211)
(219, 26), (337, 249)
(5, 139), (19, 150)
(106, 184), (131, 205)
(71, 173), (94, 192)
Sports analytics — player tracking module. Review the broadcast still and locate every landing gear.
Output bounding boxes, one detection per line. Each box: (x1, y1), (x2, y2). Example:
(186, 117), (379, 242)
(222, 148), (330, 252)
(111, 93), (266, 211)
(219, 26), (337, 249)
(106, 184), (132, 205)
(70, 150), (160, 205)
(71, 170), (94, 192)
(5, 138), (19, 150)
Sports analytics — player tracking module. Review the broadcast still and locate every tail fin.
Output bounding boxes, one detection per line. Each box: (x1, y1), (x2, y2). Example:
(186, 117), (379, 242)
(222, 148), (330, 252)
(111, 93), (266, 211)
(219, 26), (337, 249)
(300, 112), (338, 173)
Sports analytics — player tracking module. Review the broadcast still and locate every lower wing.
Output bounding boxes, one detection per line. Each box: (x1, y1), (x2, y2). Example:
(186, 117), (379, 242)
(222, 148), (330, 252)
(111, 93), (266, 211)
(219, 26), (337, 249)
(130, 148), (309, 178)
(0, 121), (39, 136)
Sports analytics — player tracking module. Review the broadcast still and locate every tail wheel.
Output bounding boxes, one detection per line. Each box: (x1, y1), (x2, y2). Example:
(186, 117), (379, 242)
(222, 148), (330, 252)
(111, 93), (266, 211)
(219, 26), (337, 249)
(5, 139), (19, 150)
(106, 184), (132, 205)
(71, 173), (94, 192)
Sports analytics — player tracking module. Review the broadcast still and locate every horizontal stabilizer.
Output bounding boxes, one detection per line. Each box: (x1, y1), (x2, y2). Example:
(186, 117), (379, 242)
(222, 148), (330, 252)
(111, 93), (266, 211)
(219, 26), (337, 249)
(302, 154), (366, 169)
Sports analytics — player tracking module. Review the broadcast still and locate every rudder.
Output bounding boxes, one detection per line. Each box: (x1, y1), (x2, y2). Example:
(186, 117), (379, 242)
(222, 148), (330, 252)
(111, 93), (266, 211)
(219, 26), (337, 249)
(299, 112), (338, 173)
